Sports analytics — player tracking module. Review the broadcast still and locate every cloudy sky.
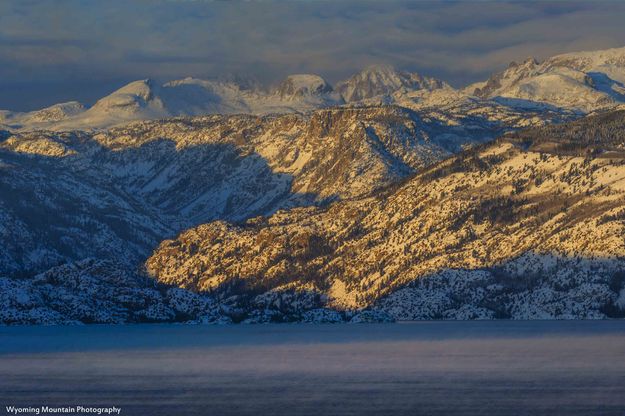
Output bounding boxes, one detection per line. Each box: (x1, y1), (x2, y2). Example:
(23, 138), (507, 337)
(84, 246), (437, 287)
(2, 0), (625, 110)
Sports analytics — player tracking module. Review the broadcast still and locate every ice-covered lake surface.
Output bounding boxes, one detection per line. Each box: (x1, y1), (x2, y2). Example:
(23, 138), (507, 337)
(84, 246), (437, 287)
(1, 321), (625, 416)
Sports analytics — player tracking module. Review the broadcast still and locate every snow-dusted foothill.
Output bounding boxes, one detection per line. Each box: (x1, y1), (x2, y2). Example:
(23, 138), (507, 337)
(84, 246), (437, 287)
(146, 110), (625, 320)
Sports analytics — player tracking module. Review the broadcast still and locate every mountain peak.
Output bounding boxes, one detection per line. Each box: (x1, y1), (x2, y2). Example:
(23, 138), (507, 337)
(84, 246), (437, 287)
(100, 78), (158, 103)
(274, 74), (334, 99)
(472, 45), (625, 111)
(360, 63), (398, 75)
(508, 57), (539, 69)
(336, 65), (447, 102)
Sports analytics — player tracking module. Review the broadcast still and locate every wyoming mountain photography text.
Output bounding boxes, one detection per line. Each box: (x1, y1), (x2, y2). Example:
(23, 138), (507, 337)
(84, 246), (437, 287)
(1, 0), (625, 415)
(5, 406), (121, 415)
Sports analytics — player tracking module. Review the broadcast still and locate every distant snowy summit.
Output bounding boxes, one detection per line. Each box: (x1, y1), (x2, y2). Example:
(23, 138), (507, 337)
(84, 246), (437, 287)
(336, 64), (449, 102)
(274, 74), (335, 98)
(469, 46), (625, 112)
(3, 45), (625, 131)
(0, 74), (344, 131)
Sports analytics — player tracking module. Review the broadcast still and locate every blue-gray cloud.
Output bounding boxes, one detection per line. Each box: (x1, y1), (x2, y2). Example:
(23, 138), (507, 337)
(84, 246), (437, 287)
(1, 0), (625, 110)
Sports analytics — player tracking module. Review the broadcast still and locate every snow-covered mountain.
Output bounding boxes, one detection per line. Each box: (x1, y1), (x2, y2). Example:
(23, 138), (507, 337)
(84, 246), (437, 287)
(3, 108), (625, 323)
(0, 104), (510, 278)
(3, 45), (625, 324)
(335, 64), (449, 102)
(0, 102), (85, 128)
(146, 110), (625, 321)
(0, 71), (360, 131)
(274, 74), (336, 99)
(4, 46), (625, 132)
(469, 46), (625, 112)
(0, 101), (574, 324)
(0, 75), (345, 131)
(0, 259), (228, 324)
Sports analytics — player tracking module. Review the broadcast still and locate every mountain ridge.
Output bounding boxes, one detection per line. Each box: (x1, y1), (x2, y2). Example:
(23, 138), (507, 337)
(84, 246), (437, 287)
(145, 110), (625, 320)
(6, 45), (625, 131)
(471, 46), (625, 112)
(3, 108), (625, 323)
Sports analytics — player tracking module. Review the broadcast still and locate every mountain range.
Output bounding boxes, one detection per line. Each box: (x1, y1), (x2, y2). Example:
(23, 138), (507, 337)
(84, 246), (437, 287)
(2, 45), (625, 324)
(5, 45), (625, 131)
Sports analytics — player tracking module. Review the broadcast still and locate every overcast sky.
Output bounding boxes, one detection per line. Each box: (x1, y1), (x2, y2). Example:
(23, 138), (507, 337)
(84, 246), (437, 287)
(2, 0), (625, 111)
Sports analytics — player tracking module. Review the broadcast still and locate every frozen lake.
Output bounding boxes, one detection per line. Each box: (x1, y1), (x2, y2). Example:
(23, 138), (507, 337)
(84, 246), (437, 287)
(1, 321), (625, 415)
